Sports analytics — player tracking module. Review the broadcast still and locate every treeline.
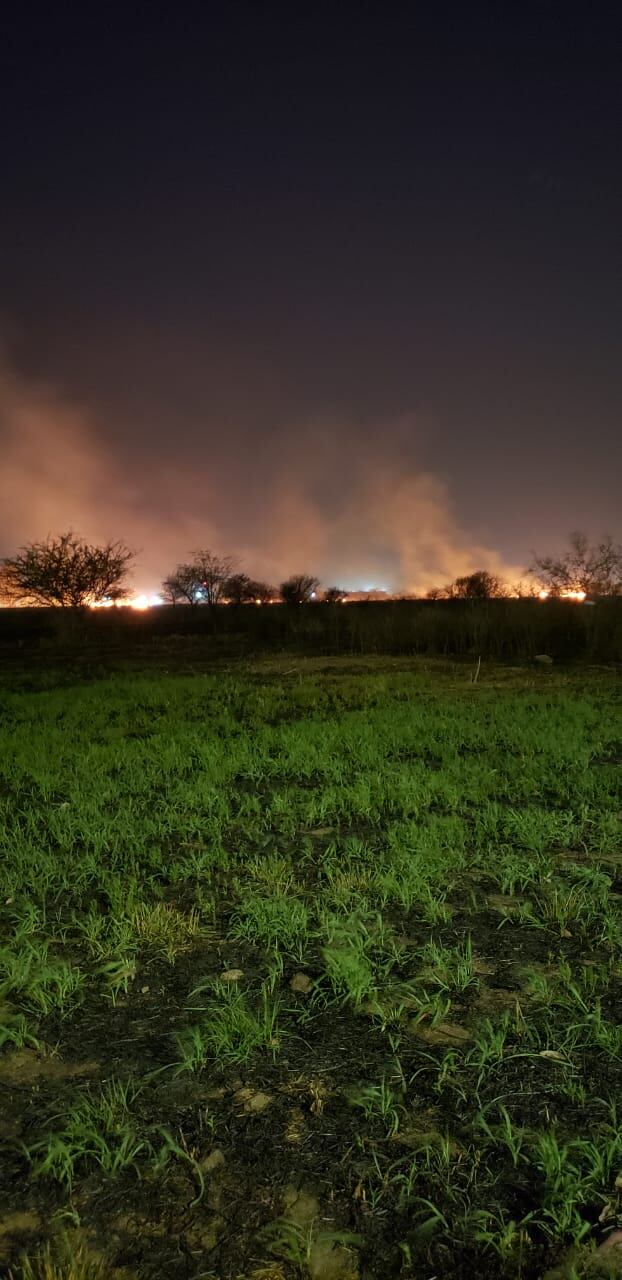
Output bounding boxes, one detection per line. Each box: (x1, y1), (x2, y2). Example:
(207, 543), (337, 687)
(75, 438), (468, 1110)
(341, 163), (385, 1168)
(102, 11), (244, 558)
(1, 531), (622, 610)
(162, 555), (323, 607)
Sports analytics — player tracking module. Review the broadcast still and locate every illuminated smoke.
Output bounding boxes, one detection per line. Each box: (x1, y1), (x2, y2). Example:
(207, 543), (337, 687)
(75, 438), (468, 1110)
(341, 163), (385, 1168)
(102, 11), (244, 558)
(0, 358), (217, 589)
(0, 360), (524, 595)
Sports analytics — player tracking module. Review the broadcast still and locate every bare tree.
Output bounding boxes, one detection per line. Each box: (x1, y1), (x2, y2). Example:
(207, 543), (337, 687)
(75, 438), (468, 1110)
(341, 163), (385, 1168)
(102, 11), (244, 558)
(530, 532), (622, 598)
(323, 586), (347, 603)
(193, 550), (237, 605)
(280, 574), (320, 605)
(225, 575), (275, 604)
(446, 570), (507, 599)
(251, 580), (275, 604)
(224, 573), (256, 604)
(161, 562), (202, 605)
(162, 551), (236, 606)
(0, 532), (134, 608)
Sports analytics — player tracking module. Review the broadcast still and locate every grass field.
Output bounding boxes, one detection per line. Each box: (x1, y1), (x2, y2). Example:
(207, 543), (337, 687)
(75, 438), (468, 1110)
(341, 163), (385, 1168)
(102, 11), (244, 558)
(1, 656), (621, 1280)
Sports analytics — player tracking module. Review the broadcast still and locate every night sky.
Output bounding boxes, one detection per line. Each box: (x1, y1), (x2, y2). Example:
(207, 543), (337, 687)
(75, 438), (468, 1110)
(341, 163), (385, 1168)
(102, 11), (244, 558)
(1, 4), (620, 593)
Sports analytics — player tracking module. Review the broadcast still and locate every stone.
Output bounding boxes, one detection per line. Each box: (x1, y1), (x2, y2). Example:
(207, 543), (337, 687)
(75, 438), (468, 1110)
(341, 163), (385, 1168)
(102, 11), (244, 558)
(233, 1086), (273, 1113)
(186, 1214), (227, 1252)
(246, 1090), (273, 1113)
(409, 1020), (472, 1046)
(598, 1229), (622, 1253)
(309, 1238), (359, 1280)
(281, 1186), (320, 1227)
(201, 1148), (225, 1173)
(290, 972), (314, 994)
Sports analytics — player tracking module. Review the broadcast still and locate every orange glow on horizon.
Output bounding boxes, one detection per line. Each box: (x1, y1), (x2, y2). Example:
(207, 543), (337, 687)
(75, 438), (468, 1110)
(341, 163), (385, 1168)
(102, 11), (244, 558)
(538, 588), (587, 602)
(89, 593), (163, 611)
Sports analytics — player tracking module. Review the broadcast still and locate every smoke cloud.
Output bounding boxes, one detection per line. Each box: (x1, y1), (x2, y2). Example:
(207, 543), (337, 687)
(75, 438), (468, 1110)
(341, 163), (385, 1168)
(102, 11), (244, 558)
(0, 359), (524, 595)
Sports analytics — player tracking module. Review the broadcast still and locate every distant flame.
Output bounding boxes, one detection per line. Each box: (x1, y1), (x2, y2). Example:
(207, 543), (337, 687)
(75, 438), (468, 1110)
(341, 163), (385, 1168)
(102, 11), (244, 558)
(538, 589), (586, 602)
(89, 593), (163, 610)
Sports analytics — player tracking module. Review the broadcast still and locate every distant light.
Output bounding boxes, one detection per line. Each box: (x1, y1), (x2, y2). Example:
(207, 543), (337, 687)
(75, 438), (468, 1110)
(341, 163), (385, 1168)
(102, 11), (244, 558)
(127, 593), (163, 611)
(128, 593), (163, 610)
(310, 591), (316, 599)
(538, 588), (586, 603)
(89, 593), (161, 610)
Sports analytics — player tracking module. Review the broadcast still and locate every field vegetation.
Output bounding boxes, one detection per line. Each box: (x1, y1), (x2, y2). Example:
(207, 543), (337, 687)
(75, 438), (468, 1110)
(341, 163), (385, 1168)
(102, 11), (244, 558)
(2, 596), (622, 666)
(0, 656), (621, 1279)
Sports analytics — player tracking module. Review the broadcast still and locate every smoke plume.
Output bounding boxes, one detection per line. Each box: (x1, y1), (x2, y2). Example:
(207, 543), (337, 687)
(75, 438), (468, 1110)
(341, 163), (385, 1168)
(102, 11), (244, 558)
(0, 359), (524, 595)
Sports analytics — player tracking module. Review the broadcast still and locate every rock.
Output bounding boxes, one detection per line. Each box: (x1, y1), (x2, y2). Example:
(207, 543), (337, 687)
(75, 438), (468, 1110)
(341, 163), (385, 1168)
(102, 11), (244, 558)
(390, 1124), (460, 1154)
(487, 893), (524, 912)
(282, 1186), (320, 1227)
(221, 968), (244, 982)
(246, 1090), (273, 1113)
(201, 1148), (225, 1173)
(0, 1049), (100, 1083)
(233, 1086), (272, 1113)
(290, 972), (314, 994)
(599, 1229), (622, 1253)
(186, 1214), (227, 1252)
(409, 1020), (472, 1046)
(534, 654), (554, 665)
(309, 1238), (359, 1280)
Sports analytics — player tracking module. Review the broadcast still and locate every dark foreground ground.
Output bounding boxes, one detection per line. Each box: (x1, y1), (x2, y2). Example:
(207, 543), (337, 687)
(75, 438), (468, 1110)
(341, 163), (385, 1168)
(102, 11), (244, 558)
(0, 655), (621, 1280)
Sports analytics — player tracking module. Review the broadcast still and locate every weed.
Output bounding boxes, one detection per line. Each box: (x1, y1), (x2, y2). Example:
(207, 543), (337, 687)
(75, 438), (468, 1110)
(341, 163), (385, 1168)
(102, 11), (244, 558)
(176, 980), (282, 1070)
(26, 1080), (147, 1190)
(348, 1078), (404, 1136)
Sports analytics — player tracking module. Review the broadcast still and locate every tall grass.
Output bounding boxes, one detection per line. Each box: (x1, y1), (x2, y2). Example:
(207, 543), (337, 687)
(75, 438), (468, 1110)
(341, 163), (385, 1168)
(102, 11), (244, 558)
(2, 597), (622, 661)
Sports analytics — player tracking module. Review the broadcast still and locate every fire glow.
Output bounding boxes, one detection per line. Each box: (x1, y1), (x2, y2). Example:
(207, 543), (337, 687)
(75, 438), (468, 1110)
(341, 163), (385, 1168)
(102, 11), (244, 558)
(86, 587), (592, 609)
(89, 594), (163, 610)
(538, 589), (587, 602)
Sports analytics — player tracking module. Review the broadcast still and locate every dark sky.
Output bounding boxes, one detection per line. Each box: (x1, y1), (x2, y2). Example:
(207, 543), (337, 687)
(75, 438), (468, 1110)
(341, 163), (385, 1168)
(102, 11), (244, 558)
(1, 3), (620, 592)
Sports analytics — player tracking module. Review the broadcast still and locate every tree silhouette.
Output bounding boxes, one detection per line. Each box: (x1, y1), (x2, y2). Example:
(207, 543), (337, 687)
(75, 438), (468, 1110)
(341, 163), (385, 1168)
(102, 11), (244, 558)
(224, 573), (256, 604)
(0, 532), (134, 608)
(530, 532), (622, 598)
(280, 574), (320, 605)
(162, 562), (202, 605)
(449, 570), (507, 599)
(426, 571), (506, 600)
(162, 551), (236, 606)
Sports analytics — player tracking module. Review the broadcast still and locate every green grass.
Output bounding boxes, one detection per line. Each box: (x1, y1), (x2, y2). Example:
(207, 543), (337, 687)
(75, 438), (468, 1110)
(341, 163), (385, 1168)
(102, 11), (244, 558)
(0, 656), (621, 1279)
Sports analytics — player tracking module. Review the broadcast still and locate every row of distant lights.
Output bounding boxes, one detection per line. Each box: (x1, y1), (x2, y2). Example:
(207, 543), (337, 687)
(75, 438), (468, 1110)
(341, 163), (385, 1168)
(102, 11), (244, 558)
(90, 594), (163, 611)
(92, 593), (296, 610)
(92, 588), (588, 611)
(538, 589), (586, 602)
